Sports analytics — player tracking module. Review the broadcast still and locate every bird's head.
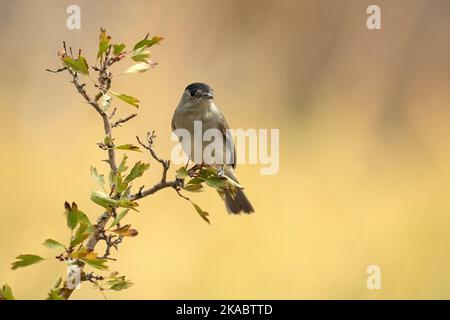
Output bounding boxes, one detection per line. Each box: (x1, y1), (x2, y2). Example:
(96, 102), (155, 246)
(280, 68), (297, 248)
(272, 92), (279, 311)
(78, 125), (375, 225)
(183, 82), (214, 103)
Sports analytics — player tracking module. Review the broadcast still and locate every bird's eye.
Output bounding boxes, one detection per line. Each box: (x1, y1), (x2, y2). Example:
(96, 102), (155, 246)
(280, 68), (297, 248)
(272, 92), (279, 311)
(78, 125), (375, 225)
(188, 88), (196, 97)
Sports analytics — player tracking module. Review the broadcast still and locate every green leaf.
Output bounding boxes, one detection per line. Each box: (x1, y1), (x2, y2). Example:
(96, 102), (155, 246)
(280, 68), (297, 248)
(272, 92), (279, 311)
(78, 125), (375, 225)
(64, 202), (77, 230)
(91, 190), (119, 208)
(107, 276), (133, 291)
(115, 144), (142, 152)
(104, 134), (114, 146)
(117, 198), (139, 211)
(191, 202), (210, 224)
(0, 284), (15, 300)
(76, 210), (91, 227)
(199, 167), (219, 178)
(110, 209), (129, 228)
(70, 233), (90, 248)
(122, 62), (152, 74)
(47, 288), (64, 300)
(118, 154), (128, 174)
(112, 43), (126, 56)
(111, 224), (138, 237)
(183, 184), (203, 192)
(65, 202), (91, 230)
(133, 35), (163, 50)
(176, 167), (188, 179)
(11, 254), (45, 270)
(114, 173), (129, 194)
(83, 258), (109, 271)
(53, 277), (62, 289)
(124, 161), (150, 183)
(91, 166), (106, 191)
(97, 28), (111, 60)
(42, 239), (65, 250)
(70, 224), (94, 247)
(205, 176), (229, 191)
(110, 91), (140, 108)
(130, 47), (150, 62)
(187, 177), (205, 185)
(62, 56), (89, 75)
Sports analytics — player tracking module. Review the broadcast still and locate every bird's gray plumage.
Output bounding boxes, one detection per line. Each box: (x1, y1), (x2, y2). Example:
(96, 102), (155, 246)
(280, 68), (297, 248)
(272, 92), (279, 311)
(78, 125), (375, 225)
(171, 82), (254, 214)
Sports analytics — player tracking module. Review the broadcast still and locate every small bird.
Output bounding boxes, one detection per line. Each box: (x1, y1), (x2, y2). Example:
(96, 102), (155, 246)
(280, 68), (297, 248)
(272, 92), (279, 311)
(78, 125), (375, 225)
(171, 82), (254, 214)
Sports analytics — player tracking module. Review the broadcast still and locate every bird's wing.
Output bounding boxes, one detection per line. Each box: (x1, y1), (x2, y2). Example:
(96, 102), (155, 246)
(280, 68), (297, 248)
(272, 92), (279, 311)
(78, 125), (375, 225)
(217, 111), (236, 169)
(171, 116), (176, 131)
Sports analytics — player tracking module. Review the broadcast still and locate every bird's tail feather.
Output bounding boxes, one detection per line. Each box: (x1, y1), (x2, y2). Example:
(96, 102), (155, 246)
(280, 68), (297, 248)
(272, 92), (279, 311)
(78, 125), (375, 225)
(222, 166), (254, 214)
(224, 188), (254, 214)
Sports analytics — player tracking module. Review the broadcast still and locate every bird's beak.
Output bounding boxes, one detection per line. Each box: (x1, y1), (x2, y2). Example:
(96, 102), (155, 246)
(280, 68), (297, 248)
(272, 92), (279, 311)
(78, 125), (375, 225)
(202, 92), (214, 99)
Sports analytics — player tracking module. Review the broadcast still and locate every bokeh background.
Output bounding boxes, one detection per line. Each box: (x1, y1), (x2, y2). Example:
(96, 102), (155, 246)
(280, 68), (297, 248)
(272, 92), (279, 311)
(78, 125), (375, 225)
(1, 0), (450, 299)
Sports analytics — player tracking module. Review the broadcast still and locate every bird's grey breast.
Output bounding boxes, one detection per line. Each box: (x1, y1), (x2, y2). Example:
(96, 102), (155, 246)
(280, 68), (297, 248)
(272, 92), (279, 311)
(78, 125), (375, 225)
(173, 100), (221, 134)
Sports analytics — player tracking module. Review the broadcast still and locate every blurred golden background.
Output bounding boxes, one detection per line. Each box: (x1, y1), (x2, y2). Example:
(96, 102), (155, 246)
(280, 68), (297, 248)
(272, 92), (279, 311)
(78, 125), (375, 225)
(1, 0), (450, 299)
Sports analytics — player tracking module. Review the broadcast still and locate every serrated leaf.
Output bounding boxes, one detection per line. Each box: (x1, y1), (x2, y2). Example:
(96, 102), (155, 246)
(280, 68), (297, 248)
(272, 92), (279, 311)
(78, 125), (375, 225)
(70, 224), (94, 248)
(124, 161), (150, 183)
(133, 35), (163, 50)
(11, 254), (45, 270)
(110, 209), (129, 228)
(114, 173), (128, 194)
(47, 288), (64, 300)
(125, 229), (139, 237)
(111, 224), (138, 237)
(97, 28), (111, 60)
(42, 239), (65, 250)
(111, 224), (130, 236)
(0, 284), (15, 300)
(70, 233), (90, 248)
(115, 144), (142, 152)
(76, 210), (91, 227)
(67, 209), (78, 230)
(191, 202), (210, 224)
(65, 201), (78, 230)
(117, 198), (139, 211)
(112, 43), (126, 56)
(70, 247), (88, 259)
(110, 91), (140, 108)
(83, 252), (98, 260)
(64, 202), (90, 230)
(91, 166), (106, 191)
(107, 277), (133, 291)
(118, 154), (128, 174)
(83, 258), (108, 271)
(130, 47), (150, 62)
(62, 56), (89, 75)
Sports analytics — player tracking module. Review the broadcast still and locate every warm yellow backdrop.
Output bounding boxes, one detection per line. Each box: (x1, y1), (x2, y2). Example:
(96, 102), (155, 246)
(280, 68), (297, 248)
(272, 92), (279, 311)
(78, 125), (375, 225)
(1, 0), (450, 299)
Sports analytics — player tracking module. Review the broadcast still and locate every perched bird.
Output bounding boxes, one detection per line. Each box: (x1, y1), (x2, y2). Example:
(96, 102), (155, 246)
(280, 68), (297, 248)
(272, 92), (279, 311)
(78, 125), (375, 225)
(171, 82), (254, 214)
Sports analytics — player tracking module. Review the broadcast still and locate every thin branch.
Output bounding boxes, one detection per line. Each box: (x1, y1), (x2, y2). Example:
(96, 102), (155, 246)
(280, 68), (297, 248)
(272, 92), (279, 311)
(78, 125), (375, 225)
(130, 180), (179, 201)
(109, 107), (117, 120)
(45, 67), (68, 73)
(137, 131), (170, 182)
(112, 113), (138, 128)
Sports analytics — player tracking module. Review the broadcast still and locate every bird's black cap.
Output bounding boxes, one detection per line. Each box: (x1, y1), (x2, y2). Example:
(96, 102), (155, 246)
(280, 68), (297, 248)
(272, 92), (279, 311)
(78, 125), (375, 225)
(185, 82), (212, 97)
